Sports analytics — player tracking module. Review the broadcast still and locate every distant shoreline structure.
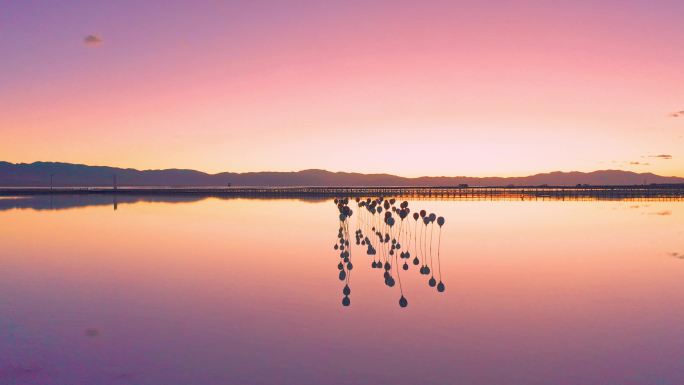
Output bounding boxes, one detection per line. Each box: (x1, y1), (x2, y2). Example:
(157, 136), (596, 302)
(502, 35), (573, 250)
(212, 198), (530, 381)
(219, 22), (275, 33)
(2, 185), (684, 200)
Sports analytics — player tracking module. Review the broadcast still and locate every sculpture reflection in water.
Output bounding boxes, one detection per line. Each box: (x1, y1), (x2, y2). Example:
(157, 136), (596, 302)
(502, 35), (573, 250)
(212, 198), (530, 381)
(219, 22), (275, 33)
(333, 197), (446, 308)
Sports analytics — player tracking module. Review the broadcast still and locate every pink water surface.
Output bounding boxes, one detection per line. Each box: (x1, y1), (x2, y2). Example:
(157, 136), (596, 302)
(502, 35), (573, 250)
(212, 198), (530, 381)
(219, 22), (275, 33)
(1, 196), (683, 384)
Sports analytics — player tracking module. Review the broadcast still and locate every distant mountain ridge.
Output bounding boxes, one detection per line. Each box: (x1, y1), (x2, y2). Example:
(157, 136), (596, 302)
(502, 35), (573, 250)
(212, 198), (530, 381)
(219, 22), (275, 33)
(1, 161), (683, 187)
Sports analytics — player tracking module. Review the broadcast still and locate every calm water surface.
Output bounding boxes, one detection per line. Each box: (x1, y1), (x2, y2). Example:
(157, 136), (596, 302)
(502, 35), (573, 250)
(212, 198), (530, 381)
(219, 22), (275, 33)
(1, 196), (683, 384)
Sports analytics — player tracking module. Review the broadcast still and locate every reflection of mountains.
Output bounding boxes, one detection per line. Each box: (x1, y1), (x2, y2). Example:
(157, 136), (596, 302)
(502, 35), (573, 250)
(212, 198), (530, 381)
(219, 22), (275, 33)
(0, 194), (326, 211)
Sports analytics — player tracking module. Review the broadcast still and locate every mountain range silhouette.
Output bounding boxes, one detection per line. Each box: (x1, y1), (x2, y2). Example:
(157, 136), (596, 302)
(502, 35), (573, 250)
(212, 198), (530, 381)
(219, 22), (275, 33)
(1, 161), (682, 187)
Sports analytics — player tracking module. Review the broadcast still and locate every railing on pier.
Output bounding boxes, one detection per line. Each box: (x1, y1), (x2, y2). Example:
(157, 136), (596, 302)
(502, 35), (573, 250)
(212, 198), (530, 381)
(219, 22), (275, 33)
(2, 185), (684, 200)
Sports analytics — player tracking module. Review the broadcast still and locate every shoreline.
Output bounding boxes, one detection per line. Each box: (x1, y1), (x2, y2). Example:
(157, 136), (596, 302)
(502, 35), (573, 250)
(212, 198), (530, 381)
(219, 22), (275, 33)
(2, 186), (684, 200)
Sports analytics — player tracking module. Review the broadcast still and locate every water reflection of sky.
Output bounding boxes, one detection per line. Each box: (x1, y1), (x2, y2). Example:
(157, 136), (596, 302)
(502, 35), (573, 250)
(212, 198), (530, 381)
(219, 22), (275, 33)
(0, 197), (683, 384)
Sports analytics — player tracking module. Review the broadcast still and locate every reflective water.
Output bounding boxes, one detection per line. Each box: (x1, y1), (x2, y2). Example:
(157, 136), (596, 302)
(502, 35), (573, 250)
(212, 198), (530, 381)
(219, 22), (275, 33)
(1, 196), (683, 385)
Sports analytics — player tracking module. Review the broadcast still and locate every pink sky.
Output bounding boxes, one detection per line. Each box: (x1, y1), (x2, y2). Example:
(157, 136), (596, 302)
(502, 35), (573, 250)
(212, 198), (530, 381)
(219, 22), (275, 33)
(1, 1), (682, 176)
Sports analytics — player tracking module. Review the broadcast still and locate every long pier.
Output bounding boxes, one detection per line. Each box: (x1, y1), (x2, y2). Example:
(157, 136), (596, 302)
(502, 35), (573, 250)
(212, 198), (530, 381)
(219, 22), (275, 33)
(2, 185), (684, 200)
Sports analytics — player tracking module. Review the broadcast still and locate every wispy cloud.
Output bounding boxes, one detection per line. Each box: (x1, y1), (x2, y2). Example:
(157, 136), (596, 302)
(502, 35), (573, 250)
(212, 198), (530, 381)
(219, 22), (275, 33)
(669, 110), (684, 117)
(604, 160), (652, 166)
(650, 210), (672, 216)
(83, 34), (103, 47)
(646, 154), (673, 160)
(670, 252), (684, 259)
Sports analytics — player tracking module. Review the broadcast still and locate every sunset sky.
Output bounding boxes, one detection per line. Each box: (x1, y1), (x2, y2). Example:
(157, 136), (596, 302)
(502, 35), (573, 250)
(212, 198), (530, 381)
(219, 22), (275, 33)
(1, 0), (683, 177)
